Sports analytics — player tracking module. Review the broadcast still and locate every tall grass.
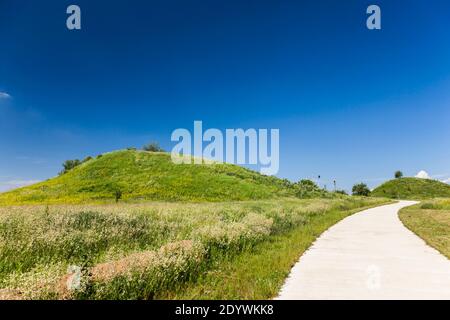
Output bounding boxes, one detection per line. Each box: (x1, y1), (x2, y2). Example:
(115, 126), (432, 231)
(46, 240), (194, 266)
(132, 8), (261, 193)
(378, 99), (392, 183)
(0, 197), (387, 299)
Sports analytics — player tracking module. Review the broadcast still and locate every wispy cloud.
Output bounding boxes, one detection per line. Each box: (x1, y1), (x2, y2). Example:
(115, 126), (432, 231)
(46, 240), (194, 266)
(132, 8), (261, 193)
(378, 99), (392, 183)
(0, 179), (41, 192)
(442, 178), (450, 184)
(0, 92), (11, 99)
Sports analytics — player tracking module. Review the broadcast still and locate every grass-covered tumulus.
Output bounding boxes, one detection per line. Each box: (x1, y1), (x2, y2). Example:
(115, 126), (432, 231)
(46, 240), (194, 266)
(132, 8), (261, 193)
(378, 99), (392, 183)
(371, 177), (450, 200)
(0, 150), (295, 205)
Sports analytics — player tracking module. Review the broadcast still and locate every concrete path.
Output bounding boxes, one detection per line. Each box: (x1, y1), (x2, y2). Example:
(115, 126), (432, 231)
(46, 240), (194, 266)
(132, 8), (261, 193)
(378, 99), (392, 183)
(277, 201), (450, 300)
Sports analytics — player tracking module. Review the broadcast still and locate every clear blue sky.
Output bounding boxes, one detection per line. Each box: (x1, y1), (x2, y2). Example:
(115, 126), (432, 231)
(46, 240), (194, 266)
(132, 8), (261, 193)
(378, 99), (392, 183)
(1, 0), (449, 192)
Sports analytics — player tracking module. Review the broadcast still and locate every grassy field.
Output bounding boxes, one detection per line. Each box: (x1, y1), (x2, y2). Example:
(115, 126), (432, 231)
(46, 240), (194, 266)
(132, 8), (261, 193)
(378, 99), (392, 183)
(0, 197), (388, 300)
(399, 199), (450, 259)
(0, 150), (295, 205)
(159, 201), (391, 299)
(372, 177), (450, 199)
(0, 149), (391, 299)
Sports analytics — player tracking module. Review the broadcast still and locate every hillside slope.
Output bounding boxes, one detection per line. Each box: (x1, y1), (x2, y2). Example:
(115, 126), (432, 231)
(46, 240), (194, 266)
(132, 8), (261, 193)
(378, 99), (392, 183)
(372, 177), (450, 199)
(0, 150), (294, 205)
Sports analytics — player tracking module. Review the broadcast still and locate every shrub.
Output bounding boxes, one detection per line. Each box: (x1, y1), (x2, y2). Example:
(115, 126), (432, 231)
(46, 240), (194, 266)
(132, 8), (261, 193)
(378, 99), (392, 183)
(297, 179), (318, 190)
(114, 190), (123, 203)
(143, 142), (164, 152)
(294, 179), (326, 198)
(395, 171), (403, 179)
(60, 159), (82, 175)
(420, 202), (442, 210)
(60, 157), (93, 175)
(420, 203), (433, 209)
(352, 183), (371, 196)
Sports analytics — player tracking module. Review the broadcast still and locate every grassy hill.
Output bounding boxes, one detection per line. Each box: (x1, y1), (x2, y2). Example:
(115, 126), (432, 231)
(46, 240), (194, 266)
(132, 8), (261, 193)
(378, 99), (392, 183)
(0, 150), (294, 205)
(372, 177), (450, 199)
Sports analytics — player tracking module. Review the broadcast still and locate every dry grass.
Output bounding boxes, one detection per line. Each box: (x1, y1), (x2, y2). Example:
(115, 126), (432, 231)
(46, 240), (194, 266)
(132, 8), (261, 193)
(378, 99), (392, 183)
(0, 197), (387, 299)
(399, 199), (450, 259)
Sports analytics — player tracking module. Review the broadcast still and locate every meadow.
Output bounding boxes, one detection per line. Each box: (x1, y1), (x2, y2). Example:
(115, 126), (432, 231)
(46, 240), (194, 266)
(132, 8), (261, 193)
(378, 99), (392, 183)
(399, 198), (450, 259)
(0, 197), (387, 300)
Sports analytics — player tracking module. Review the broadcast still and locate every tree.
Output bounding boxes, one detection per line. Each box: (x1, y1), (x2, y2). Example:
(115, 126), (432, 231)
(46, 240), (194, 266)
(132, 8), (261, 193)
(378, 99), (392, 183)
(114, 189), (122, 203)
(297, 179), (319, 192)
(352, 183), (371, 196)
(143, 141), (164, 152)
(395, 170), (403, 179)
(295, 179), (324, 198)
(60, 159), (81, 175)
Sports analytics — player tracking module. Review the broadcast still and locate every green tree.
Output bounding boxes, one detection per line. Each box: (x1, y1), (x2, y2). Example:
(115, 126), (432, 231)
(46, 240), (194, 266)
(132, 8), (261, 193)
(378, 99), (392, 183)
(352, 183), (371, 196)
(143, 141), (164, 152)
(295, 179), (323, 198)
(395, 170), (403, 179)
(297, 179), (319, 191)
(60, 159), (81, 175)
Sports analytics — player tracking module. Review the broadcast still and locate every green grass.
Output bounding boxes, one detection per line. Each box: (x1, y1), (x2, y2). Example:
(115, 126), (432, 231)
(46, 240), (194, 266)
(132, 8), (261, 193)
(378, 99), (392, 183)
(372, 177), (450, 200)
(399, 199), (450, 259)
(0, 150), (295, 205)
(0, 148), (392, 299)
(0, 197), (388, 299)
(158, 201), (391, 299)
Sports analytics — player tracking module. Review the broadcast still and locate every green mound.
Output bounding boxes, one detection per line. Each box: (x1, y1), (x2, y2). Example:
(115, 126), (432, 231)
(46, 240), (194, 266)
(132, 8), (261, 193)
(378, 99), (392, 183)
(372, 177), (450, 199)
(0, 150), (294, 205)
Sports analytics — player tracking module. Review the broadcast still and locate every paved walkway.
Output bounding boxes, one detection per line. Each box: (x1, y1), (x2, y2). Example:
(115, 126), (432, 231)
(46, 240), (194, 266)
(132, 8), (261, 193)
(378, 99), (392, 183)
(277, 201), (450, 299)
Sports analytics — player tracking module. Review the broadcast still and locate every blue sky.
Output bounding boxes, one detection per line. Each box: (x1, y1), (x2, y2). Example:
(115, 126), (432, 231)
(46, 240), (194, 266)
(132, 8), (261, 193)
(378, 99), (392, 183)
(1, 0), (450, 192)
